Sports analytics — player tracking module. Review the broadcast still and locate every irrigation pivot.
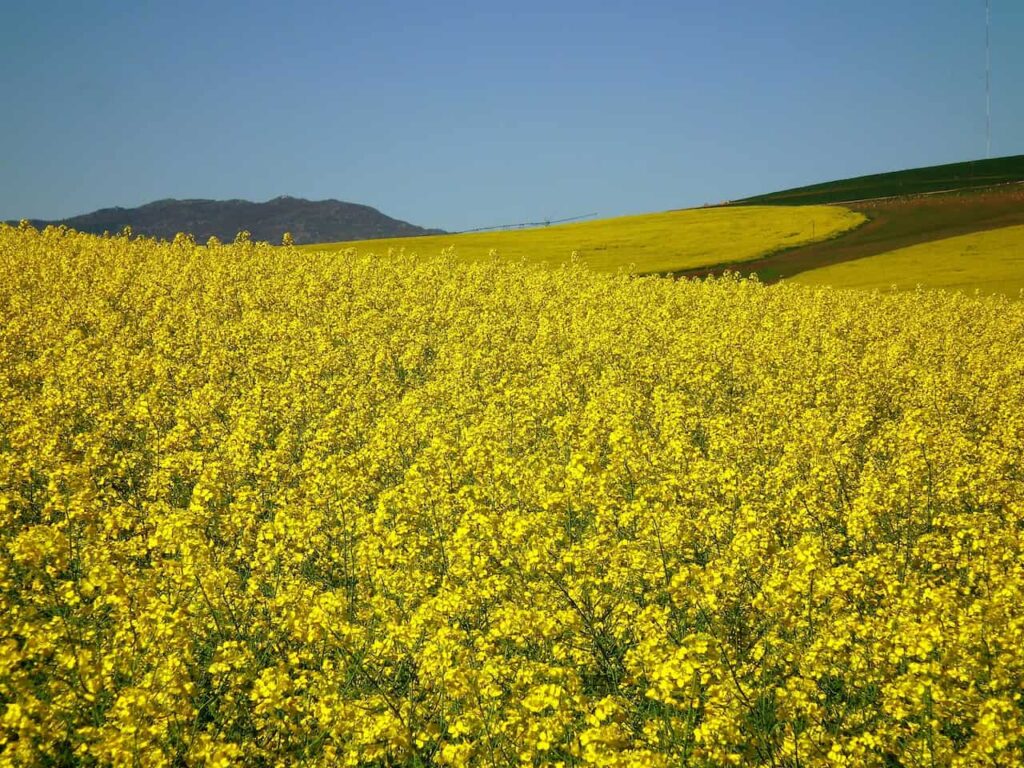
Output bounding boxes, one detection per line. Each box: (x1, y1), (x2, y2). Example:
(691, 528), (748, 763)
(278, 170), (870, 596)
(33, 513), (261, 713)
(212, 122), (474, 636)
(454, 212), (599, 235)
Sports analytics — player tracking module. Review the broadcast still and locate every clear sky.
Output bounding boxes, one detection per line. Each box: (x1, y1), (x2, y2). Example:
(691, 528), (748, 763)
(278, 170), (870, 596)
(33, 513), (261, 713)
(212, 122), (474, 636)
(2, 0), (1021, 232)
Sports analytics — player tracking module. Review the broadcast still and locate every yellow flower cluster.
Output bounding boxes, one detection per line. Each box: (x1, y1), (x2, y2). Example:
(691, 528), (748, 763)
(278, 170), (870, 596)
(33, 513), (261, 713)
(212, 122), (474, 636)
(1, 223), (1023, 767)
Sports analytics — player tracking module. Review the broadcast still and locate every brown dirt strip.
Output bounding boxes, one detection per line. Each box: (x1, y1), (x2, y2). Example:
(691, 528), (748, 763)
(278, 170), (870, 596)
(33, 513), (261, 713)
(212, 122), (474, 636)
(661, 185), (1024, 283)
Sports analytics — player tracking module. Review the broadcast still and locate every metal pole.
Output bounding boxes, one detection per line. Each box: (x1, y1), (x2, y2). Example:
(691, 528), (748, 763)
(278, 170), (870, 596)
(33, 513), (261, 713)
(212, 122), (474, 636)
(986, 0), (992, 158)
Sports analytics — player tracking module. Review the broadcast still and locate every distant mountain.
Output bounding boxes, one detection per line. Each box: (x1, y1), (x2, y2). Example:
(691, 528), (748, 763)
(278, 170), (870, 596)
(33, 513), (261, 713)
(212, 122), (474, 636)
(11, 196), (445, 244)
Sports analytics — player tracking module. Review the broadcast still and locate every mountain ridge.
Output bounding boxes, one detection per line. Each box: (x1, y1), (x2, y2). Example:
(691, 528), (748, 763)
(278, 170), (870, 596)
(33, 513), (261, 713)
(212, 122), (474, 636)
(8, 195), (445, 245)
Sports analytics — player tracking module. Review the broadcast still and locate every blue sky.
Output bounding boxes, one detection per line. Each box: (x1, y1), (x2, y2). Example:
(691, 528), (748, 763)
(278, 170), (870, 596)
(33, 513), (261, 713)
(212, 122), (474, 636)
(2, 0), (1021, 231)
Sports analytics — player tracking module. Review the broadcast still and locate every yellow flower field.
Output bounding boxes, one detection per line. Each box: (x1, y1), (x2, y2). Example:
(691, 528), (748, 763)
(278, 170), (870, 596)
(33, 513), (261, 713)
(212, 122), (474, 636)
(793, 223), (1024, 298)
(303, 205), (865, 274)
(2, 223), (1023, 767)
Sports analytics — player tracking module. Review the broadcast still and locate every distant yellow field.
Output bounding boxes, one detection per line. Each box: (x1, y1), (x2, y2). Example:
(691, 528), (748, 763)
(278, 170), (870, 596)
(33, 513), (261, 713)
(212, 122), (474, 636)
(793, 224), (1024, 297)
(305, 205), (865, 273)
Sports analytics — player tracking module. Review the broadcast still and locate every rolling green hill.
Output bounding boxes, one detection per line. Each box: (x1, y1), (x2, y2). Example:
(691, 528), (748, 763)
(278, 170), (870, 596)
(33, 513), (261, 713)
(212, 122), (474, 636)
(735, 154), (1024, 206)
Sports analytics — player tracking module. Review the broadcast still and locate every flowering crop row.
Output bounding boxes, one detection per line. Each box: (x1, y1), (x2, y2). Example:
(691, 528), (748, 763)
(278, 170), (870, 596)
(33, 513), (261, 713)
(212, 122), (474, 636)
(305, 204), (864, 275)
(795, 223), (1024, 297)
(1, 224), (1023, 767)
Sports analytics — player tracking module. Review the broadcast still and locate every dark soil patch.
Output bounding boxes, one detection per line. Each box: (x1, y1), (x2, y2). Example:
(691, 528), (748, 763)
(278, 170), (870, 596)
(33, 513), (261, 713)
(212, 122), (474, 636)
(664, 184), (1024, 283)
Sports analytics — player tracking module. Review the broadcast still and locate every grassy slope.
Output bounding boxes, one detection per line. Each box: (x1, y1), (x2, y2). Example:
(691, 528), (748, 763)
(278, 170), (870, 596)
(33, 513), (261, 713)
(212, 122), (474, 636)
(792, 224), (1024, 297)
(303, 205), (864, 274)
(735, 154), (1024, 206)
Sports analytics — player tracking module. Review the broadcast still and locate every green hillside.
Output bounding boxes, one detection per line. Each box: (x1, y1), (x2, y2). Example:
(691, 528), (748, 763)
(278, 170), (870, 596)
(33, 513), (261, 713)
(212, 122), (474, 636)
(735, 154), (1024, 206)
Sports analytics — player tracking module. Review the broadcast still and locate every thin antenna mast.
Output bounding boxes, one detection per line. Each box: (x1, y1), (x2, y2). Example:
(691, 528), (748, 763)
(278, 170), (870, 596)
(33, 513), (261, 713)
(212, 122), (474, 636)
(986, 0), (991, 158)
